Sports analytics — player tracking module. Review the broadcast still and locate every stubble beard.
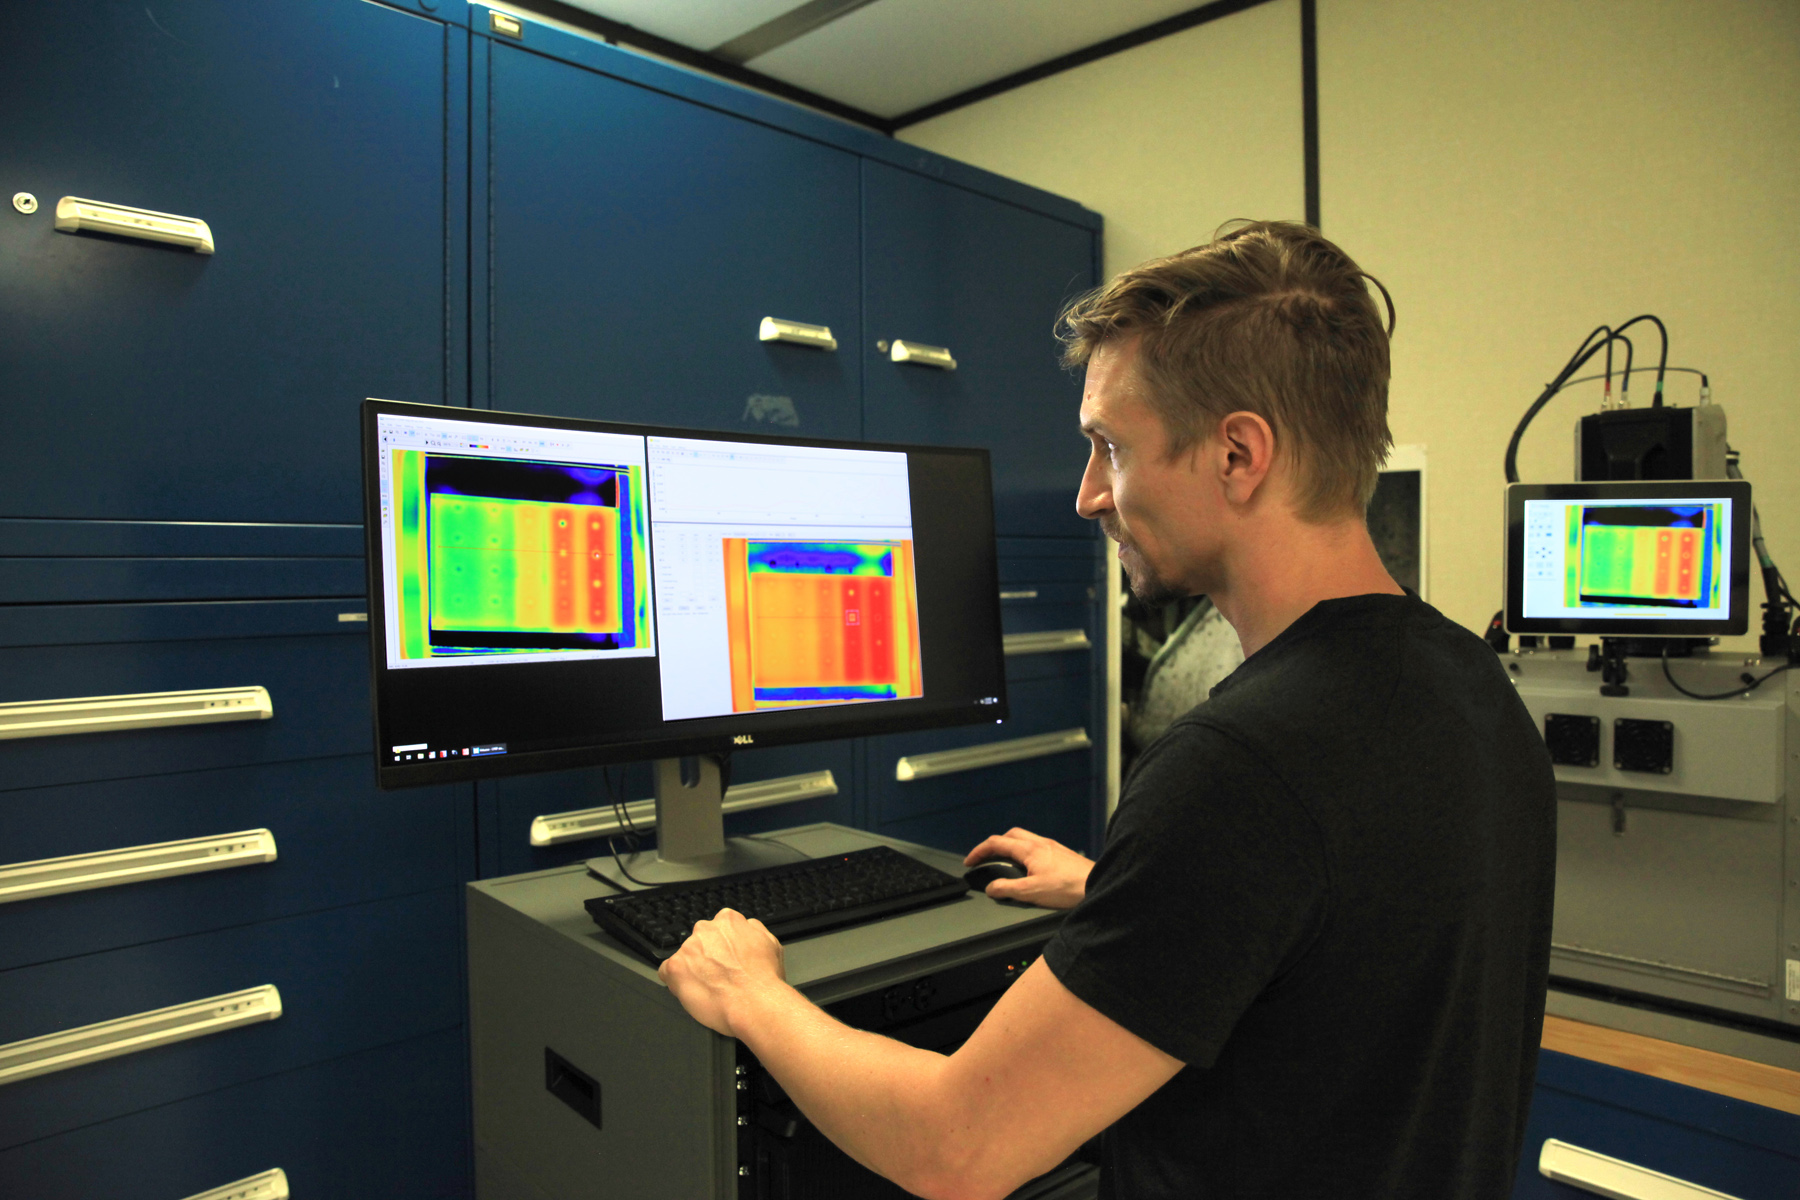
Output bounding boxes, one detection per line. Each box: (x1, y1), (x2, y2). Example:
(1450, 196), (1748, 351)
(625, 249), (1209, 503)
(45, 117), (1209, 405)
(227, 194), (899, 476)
(1104, 518), (1189, 607)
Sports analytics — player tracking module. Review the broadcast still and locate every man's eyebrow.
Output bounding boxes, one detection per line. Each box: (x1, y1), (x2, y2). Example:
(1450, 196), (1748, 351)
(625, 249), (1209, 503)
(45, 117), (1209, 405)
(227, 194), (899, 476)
(1079, 417), (1111, 438)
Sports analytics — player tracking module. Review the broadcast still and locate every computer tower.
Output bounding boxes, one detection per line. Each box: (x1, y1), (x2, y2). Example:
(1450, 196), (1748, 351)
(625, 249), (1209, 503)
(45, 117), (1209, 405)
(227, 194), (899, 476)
(466, 823), (1099, 1200)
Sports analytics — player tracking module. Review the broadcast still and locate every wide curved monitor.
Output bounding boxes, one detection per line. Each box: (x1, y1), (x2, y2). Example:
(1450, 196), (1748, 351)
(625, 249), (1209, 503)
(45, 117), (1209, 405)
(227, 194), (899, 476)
(362, 399), (1009, 790)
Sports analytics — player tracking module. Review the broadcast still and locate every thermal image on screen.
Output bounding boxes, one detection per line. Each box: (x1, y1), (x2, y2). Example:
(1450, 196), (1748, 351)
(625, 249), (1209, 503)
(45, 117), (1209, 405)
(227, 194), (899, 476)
(1567, 503), (1724, 610)
(389, 450), (651, 659)
(721, 540), (922, 711)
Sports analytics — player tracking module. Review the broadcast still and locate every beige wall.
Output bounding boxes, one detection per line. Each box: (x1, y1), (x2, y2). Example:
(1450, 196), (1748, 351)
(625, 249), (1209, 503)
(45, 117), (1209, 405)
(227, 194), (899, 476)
(900, 0), (1304, 280)
(1323, 0), (1800, 646)
(904, 0), (1800, 648)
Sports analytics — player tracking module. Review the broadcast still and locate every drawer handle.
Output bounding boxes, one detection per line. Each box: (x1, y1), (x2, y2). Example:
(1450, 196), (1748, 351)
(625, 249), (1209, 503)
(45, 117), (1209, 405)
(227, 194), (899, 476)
(530, 769), (839, 846)
(0, 984), (282, 1087)
(1003, 629), (1091, 656)
(0, 829), (278, 906)
(1539, 1138), (1746, 1200)
(0, 686), (273, 741)
(181, 1168), (289, 1200)
(896, 727), (1091, 782)
(55, 196), (215, 254)
(888, 339), (957, 370)
(759, 316), (838, 351)
(999, 589), (1038, 601)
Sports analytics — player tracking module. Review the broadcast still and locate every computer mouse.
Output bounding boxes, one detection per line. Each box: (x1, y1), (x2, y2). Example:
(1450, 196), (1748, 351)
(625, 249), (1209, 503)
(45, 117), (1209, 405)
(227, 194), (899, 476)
(964, 857), (1028, 891)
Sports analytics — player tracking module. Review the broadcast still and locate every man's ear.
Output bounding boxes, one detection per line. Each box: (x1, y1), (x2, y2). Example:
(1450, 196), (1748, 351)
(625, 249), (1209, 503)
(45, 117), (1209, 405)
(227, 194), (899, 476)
(1217, 411), (1276, 504)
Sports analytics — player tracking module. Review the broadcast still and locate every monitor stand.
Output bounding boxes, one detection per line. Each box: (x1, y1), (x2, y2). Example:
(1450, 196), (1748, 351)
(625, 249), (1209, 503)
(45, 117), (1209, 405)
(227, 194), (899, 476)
(587, 756), (805, 886)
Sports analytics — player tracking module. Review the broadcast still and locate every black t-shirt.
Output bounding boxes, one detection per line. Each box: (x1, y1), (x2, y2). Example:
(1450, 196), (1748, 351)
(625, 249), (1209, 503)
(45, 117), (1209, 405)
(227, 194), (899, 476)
(1043, 593), (1555, 1199)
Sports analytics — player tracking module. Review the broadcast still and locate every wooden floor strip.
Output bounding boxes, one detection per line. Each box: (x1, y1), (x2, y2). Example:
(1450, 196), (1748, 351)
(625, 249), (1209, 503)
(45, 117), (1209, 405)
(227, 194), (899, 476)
(1542, 1015), (1800, 1116)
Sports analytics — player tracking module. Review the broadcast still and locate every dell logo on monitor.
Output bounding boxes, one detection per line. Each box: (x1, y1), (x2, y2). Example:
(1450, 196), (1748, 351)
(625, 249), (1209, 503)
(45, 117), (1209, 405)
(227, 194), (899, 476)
(733, 734), (755, 745)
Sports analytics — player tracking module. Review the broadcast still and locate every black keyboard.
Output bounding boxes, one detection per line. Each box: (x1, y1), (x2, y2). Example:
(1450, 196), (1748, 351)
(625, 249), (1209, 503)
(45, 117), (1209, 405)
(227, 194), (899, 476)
(585, 846), (970, 964)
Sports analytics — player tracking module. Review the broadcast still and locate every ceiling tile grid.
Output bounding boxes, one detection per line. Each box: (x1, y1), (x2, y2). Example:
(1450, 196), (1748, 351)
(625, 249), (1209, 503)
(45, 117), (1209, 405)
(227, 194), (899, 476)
(556, 0), (1217, 119)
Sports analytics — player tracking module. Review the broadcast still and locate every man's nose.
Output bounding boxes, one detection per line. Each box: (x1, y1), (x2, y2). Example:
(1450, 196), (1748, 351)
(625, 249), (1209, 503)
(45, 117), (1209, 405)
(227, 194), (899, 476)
(1076, 456), (1111, 520)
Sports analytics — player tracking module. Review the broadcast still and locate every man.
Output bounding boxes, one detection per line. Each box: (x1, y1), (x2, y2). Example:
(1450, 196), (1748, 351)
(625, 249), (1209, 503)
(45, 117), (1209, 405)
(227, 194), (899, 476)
(660, 221), (1556, 1199)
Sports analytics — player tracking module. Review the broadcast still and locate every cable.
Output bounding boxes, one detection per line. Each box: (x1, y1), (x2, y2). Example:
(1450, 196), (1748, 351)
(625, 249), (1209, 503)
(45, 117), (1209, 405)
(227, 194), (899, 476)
(1661, 648), (1792, 700)
(1604, 334), (1633, 408)
(602, 765), (658, 889)
(1504, 326), (1617, 482)
(738, 832), (811, 863)
(1603, 314), (1670, 406)
(1503, 317), (1671, 482)
(1556, 366), (1708, 393)
(1726, 447), (1797, 656)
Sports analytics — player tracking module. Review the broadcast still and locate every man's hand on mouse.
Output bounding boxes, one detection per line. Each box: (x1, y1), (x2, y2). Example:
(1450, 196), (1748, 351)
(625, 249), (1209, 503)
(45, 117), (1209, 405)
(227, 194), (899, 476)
(964, 827), (1095, 910)
(659, 908), (793, 1037)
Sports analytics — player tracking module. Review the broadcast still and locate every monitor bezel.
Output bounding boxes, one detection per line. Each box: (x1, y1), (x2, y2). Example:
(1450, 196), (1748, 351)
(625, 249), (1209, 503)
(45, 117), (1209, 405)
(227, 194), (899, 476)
(362, 398), (1016, 789)
(1503, 479), (1752, 637)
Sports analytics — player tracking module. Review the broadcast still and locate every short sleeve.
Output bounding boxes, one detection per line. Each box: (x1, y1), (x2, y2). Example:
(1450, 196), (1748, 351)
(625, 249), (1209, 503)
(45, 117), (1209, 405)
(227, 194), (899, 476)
(1042, 719), (1327, 1067)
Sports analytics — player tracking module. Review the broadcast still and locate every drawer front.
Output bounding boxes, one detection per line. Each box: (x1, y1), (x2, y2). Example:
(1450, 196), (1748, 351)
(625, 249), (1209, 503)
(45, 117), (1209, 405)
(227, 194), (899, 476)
(1005, 643), (1094, 687)
(485, 739), (857, 877)
(0, 1028), (469, 1200)
(1510, 1051), (1800, 1199)
(870, 672), (1095, 826)
(999, 579), (1096, 639)
(0, 630), (375, 790)
(0, 887), (462, 1149)
(0, 556), (366, 605)
(0, 755), (470, 971)
(876, 777), (1093, 858)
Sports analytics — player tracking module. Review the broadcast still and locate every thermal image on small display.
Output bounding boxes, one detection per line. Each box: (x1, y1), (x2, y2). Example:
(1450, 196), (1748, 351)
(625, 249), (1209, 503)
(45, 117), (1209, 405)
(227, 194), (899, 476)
(1569, 503), (1724, 610)
(722, 540), (923, 711)
(390, 451), (651, 658)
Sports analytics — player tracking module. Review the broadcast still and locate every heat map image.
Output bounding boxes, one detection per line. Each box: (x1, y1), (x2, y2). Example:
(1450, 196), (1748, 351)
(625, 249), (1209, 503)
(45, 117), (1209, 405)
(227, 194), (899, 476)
(389, 451), (651, 659)
(1570, 503), (1722, 609)
(722, 539), (922, 712)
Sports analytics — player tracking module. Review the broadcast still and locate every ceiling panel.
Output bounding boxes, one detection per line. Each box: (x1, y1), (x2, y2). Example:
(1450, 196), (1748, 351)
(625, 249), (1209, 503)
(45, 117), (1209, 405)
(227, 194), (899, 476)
(744, 0), (1210, 118)
(552, 0), (802, 52)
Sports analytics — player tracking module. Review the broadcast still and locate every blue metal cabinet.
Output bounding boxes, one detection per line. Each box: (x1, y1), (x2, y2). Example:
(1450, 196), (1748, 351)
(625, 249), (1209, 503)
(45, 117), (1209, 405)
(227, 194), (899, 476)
(479, 738), (859, 876)
(861, 160), (1100, 538)
(0, 755), (471, 970)
(876, 777), (1094, 861)
(0, 626), (378, 790)
(485, 40), (862, 439)
(1512, 1051), (1800, 1200)
(863, 537), (1103, 855)
(0, 1028), (470, 1200)
(869, 673), (1094, 819)
(0, 0), (460, 527)
(0, 886), (464, 1150)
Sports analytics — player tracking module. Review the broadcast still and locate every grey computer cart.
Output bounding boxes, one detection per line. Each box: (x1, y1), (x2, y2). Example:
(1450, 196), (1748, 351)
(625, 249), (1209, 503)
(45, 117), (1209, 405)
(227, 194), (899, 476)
(467, 823), (1099, 1200)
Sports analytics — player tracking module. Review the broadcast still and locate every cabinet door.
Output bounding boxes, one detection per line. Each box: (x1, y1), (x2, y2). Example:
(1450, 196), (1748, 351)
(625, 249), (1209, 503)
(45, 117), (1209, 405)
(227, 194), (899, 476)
(0, 0), (453, 525)
(488, 43), (861, 439)
(862, 161), (1098, 538)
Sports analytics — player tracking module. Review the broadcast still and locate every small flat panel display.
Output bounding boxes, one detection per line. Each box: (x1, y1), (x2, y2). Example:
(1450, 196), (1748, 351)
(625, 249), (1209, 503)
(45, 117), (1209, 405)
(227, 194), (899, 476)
(363, 401), (1009, 787)
(1505, 480), (1751, 637)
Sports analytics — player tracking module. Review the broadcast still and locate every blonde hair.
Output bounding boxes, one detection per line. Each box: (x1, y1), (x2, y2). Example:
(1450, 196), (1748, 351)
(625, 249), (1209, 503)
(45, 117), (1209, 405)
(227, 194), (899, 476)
(1059, 220), (1396, 520)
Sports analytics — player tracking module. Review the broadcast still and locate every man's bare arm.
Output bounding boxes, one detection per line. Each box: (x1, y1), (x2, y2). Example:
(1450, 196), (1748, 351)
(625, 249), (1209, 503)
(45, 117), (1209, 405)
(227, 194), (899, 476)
(661, 911), (1180, 1200)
